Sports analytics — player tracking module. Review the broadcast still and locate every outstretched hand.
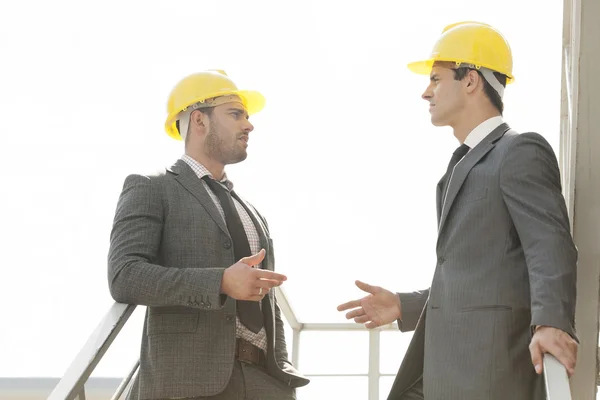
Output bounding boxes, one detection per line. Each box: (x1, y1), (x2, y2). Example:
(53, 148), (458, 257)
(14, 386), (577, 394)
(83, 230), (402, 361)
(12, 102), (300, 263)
(337, 280), (401, 329)
(221, 249), (287, 301)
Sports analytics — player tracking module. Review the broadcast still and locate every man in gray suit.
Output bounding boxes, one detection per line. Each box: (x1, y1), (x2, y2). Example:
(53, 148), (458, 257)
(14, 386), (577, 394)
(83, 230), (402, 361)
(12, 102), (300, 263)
(338, 22), (579, 399)
(108, 70), (308, 399)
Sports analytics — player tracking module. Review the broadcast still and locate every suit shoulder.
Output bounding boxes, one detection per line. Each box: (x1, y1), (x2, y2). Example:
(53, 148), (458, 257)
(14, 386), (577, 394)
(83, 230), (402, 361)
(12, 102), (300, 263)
(502, 130), (551, 147)
(498, 130), (556, 158)
(121, 167), (173, 189)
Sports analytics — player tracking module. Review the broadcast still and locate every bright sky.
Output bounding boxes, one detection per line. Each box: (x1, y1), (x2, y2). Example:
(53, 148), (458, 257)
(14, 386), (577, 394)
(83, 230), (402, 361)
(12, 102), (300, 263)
(0, 0), (562, 378)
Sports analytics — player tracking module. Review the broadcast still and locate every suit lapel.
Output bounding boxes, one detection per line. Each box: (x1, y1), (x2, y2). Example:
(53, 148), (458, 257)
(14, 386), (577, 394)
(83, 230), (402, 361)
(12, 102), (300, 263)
(437, 124), (511, 234)
(435, 176), (445, 225)
(169, 159), (230, 237)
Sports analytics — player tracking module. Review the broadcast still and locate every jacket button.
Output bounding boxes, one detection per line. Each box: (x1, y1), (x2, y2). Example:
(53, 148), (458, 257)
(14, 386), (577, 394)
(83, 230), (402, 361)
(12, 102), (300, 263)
(437, 257), (445, 264)
(223, 240), (231, 249)
(226, 315), (234, 322)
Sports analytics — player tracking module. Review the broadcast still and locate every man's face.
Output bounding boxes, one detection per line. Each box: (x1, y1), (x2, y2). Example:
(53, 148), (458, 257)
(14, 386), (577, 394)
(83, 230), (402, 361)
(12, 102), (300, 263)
(421, 66), (467, 127)
(203, 102), (254, 165)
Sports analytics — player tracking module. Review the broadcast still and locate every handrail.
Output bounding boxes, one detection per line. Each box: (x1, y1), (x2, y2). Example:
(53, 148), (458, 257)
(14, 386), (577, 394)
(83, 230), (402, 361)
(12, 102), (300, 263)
(110, 360), (139, 400)
(47, 303), (136, 400)
(49, 300), (572, 399)
(543, 354), (572, 399)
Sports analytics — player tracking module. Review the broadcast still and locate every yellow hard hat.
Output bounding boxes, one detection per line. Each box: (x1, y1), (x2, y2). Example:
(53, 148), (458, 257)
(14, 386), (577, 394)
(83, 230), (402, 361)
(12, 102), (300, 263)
(164, 70), (265, 140)
(408, 21), (514, 83)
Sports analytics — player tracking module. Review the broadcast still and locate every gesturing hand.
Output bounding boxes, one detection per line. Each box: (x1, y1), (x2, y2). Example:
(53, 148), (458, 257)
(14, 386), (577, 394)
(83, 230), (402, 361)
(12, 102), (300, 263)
(530, 325), (578, 377)
(337, 280), (401, 329)
(221, 249), (287, 301)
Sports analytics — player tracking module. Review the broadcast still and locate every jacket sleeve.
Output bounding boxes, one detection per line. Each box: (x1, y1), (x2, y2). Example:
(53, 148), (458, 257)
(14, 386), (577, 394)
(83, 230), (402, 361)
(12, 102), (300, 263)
(499, 132), (578, 339)
(107, 174), (226, 309)
(397, 289), (429, 332)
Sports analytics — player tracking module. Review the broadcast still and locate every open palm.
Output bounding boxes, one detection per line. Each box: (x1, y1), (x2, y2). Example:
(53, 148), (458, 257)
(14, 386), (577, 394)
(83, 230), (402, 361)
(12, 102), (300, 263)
(337, 280), (401, 329)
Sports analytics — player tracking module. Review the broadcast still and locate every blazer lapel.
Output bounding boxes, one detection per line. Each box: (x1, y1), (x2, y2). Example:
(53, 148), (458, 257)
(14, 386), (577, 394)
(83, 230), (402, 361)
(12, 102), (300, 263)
(437, 124), (511, 233)
(169, 159), (230, 237)
(435, 176), (445, 225)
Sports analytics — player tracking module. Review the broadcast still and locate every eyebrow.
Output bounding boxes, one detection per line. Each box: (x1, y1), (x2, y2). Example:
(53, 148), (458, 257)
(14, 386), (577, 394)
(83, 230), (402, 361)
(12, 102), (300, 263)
(227, 107), (246, 113)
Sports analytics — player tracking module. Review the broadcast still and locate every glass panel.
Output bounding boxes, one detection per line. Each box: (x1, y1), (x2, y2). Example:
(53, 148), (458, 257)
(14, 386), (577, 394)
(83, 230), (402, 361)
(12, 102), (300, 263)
(379, 376), (397, 400)
(298, 376), (368, 400)
(380, 331), (414, 374)
(300, 331), (368, 374)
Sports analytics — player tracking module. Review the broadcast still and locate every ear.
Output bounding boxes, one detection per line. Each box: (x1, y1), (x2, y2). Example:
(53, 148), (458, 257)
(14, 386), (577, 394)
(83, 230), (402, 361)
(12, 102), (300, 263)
(190, 109), (207, 129)
(465, 70), (481, 94)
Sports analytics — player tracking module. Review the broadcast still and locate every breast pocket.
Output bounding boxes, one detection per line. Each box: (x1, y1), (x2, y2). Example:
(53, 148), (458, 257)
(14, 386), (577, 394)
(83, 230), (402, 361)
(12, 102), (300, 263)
(457, 187), (488, 206)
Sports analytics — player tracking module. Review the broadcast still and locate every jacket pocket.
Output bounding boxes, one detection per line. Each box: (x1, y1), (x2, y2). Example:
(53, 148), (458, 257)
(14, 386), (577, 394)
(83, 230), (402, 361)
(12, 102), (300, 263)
(147, 312), (199, 335)
(458, 187), (488, 205)
(459, 305), (512, 313)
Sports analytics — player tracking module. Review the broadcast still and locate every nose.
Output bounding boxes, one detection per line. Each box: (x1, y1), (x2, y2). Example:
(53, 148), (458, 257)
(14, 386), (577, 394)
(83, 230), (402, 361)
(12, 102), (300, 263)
(422, 83), (433, 102)
(422, 88), (433, 102)
(243, 119), (254, 133)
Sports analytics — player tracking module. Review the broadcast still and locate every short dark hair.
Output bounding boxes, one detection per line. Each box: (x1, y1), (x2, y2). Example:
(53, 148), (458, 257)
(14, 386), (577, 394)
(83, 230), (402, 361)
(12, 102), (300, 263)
(452, 67), (507, 114)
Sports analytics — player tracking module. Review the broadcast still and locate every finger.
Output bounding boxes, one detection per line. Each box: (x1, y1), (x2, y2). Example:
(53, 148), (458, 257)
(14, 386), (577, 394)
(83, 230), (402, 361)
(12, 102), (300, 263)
(552, 347), (577, 376)
(253, 286), (271, 295)
(256, 269), (287, 282)
(529, 341), (543, 374)
(337, 299), (361, 311)
(256, 279), (281, 289)
(345, 308), (365, 320)
(354, 315), (371, 324)
(241, 249), (266, 267)
(355, 280), (379, 295)
(365, 320), (381, 329)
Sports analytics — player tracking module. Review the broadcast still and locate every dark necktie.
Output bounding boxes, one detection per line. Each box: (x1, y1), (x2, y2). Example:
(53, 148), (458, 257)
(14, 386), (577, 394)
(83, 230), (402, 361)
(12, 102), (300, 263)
(202, 176), (264, 333)
(441, 143), (470, 204)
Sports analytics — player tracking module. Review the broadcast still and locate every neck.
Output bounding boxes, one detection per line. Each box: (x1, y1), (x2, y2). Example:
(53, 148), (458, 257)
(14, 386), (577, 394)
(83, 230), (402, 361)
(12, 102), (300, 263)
(185, 149), (226, 180)
(451, 107), (500, 144)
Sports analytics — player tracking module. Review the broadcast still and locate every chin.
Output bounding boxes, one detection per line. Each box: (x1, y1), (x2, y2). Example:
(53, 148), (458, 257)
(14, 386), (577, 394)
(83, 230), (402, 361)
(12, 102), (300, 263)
(228, 152), (248, 165)
(430, 117), (448, 127)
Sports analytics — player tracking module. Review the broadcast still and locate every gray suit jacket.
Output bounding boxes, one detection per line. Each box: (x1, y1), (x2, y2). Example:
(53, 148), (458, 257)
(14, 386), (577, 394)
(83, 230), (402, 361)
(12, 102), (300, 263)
(107, 159), (309, 399)
(387, 124), (577, 400)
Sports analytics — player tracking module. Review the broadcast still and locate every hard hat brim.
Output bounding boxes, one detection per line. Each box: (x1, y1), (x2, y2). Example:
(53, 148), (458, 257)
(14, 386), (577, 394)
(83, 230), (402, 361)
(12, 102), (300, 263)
(407, 60), (434, 76)
(235, 90), (266, 115)
(407, 59), (514, 83)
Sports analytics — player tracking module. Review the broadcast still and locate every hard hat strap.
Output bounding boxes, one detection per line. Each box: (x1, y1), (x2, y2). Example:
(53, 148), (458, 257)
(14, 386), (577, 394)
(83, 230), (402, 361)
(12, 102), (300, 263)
(178, 109), (192, 142)
(479, 67), (505, 99)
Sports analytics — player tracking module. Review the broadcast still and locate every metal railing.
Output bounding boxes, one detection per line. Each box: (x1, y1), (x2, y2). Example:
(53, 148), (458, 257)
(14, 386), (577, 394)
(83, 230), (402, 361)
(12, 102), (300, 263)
(48, 294), (573, 400)
(48, 303), (136, 400)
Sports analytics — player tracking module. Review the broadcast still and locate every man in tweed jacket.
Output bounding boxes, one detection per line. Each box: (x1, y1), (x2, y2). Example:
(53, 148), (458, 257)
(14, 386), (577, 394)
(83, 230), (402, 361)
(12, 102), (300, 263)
(338, 22), (578, 399)
(108, 70), (308, 399)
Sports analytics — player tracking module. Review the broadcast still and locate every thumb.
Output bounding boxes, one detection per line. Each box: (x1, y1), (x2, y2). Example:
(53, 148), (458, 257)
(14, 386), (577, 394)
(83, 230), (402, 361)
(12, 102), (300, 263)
(241, 249), (266, 267)
(355, 280), (379, 295)
(530, 342), (543, 375)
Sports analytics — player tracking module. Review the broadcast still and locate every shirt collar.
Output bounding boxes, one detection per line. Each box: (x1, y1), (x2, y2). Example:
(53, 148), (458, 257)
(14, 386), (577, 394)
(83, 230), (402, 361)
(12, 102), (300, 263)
(181, 155), (234, 191)
(463, 116), (504, 149)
